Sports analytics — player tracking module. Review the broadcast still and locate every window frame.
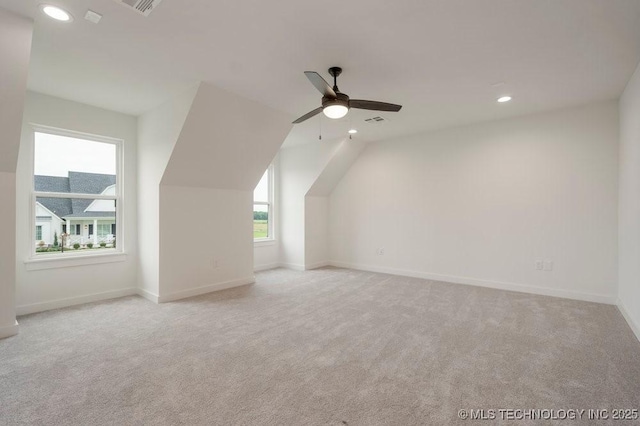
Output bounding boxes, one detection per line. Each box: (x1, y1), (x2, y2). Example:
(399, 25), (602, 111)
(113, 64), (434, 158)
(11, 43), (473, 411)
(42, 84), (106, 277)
(254, 164), (275, 243)
(27, 124), (125, 265)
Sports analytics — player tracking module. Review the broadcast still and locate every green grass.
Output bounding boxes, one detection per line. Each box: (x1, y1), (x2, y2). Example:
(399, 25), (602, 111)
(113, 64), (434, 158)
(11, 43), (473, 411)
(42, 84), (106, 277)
(35, 245), (114, 254)
(254, 220), (268, 239)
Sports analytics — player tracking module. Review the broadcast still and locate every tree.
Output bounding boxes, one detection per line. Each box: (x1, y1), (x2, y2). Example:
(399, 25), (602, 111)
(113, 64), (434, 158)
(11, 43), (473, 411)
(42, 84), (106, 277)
(53, 232), (59, 247)
(253, 211), (268, 220)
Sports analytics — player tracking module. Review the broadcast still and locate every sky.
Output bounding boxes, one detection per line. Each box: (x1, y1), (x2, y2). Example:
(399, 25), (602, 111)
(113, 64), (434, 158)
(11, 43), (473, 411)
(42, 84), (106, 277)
(34, 132), (116, 177)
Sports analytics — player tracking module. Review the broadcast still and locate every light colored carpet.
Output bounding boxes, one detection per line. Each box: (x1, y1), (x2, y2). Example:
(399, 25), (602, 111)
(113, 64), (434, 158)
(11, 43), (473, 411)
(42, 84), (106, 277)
(1, 267), (639, 425)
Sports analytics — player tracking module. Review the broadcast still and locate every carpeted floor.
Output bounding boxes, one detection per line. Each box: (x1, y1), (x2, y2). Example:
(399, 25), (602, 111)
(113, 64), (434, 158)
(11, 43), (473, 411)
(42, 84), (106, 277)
(1, 267), (639, 425)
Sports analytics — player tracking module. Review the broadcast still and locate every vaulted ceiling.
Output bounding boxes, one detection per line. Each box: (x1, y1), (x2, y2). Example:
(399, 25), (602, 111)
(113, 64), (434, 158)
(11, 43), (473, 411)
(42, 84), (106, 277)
(2, 0), (640, 145)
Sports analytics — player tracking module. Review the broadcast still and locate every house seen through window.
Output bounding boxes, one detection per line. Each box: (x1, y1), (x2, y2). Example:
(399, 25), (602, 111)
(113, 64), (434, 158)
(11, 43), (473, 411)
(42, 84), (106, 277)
(33, 129), (121, 255)
(254, 166), (273, 240)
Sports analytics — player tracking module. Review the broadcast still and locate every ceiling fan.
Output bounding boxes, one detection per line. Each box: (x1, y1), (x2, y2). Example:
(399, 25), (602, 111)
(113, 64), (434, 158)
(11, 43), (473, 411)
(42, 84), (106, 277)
(293, 67), (402, 124)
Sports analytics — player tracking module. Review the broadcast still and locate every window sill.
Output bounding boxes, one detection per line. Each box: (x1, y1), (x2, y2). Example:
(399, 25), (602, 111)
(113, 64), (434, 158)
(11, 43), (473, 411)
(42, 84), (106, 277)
(254, 239), (276, 247)
(24, 251), (127, 271)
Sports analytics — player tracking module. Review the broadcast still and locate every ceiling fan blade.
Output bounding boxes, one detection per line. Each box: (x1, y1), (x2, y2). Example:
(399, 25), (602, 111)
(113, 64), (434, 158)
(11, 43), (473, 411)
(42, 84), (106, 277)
(304, 71), (337, 98)
(349, 99), (402, 112)
(292, 107), (323, 124)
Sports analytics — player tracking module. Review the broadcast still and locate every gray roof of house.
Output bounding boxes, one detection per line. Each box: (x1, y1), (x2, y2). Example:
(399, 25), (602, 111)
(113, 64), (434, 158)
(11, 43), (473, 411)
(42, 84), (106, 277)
(65, 211), (115, 218)
(69, 172), (116, 218)
(35, 172), (116, 220)
(34, 175), (73, 218)
(34, 175), (70, 193)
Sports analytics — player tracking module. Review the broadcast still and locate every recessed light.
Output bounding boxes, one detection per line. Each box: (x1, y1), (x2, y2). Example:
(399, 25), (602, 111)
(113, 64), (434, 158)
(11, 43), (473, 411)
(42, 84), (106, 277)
(40, 4), (73, 22)
(497, 96), (512, 103)
(348, 129), (358, 134)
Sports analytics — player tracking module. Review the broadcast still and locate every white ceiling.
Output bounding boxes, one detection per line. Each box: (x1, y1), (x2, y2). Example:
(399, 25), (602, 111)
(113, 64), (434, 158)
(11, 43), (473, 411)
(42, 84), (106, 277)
(2, 0), (640, 146)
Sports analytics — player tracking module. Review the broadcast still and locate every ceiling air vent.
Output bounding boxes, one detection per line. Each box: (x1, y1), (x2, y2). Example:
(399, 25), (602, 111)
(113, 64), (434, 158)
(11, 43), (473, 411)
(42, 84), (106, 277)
(364, 116), (386, 123)
(113, 0), (164, 17)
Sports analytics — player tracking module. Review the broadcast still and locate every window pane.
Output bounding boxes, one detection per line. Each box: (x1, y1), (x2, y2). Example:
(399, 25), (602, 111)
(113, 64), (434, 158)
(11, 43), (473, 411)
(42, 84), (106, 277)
(34, 132), (116, 195)
(253, 169), (269, 202)
(35, 197), (116, 254)
(253, 204), (269, 239)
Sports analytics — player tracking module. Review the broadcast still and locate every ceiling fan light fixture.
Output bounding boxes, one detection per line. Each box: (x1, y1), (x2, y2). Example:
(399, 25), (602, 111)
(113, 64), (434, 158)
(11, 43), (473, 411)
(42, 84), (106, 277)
(497, 96), (512, 103)
(323, 104), (349, 119)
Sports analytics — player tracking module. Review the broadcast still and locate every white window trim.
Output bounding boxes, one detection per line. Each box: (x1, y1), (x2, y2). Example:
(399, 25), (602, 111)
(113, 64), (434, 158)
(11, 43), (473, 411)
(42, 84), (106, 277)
(254, 164), (275, 243)
(25, 124), (125, 269)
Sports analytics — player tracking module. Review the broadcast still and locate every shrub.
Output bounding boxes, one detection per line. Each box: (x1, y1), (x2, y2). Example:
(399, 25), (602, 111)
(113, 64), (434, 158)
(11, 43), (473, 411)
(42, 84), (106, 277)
(100, 242), (107, 248)
(53, 232), (59, 247)
(38, 240), (46, 248)
(73, 243), (80, 250)
(87, 243), (93, 249)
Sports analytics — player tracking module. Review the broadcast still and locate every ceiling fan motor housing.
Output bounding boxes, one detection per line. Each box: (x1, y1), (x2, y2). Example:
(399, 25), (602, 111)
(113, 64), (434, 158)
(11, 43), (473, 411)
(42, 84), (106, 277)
(322, 92), (350, 110)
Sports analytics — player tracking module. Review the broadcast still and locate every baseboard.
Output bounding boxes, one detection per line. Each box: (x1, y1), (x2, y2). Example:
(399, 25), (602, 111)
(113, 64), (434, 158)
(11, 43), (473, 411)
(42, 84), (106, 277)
(617, 299), (640, 343)
(0, 320), (19, 340)
(279, 262), (306, 271)
(16, 287), (139, 316)
(158, 276), (255, 303)
(254, 262), (329, 272)
(329, 261), (616, 305)
(137, 288), (160, 304)
(254, 262), (281, 272)
(305, 261), (330, 270)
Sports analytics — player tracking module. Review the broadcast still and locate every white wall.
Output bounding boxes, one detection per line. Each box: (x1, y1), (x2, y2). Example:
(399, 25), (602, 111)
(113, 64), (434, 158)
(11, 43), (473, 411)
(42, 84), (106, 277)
(330, 102), (619, 303)
(305, 138), (366, 269)
(159, 186), (254, 301)
(0, 172), (18, 337)
(0, 10), (31, 173)
(15, 92), (138, 315)
(279, 140), (343, 269)
(619, 63), (640, 340)
(305, 195), (330, 269)
(0, 9), (31, 338)
(254, 241), (280, 271)
(137, 85), (198, 300)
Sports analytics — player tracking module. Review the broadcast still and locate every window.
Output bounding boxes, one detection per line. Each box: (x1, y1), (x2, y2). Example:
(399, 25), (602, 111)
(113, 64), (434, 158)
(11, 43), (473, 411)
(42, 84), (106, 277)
(253, 165), (274, 241)
(70, 224), (80, 235)
(97, 223), (111, 237)
(31, 126), (122, 256)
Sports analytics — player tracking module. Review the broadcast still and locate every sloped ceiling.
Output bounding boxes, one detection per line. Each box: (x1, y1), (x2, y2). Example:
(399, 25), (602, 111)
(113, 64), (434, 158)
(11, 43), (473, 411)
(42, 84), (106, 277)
(307, 139), (367, 197)
(161, 82), (293, 190)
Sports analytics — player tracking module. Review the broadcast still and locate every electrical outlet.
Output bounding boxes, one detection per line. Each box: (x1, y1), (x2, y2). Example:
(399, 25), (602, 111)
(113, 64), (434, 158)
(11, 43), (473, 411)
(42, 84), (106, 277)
(377, 248), (385, 256)
(543, 260), (553, 271)
(535, 260), (543, 270)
